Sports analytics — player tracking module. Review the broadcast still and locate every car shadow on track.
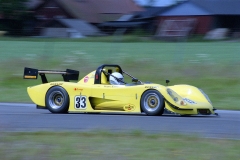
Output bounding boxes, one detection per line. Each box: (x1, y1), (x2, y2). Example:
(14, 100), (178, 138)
(40, 111), (219, 118)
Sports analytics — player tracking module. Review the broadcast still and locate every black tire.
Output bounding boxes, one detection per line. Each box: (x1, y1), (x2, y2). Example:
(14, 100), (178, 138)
(140, 90), (164, 116)
(45, 86), (69, 113)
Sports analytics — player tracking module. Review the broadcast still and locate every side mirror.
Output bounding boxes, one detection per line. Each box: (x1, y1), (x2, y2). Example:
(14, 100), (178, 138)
(166, 80), (170, 86)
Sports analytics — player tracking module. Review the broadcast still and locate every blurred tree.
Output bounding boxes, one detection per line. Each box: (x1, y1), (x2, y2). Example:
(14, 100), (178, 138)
(0, 0), (28, 19)
(0, 0), (28, 35)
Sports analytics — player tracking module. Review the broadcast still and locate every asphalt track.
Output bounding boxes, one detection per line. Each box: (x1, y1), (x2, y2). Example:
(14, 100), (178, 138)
(0, 103), (239, 139)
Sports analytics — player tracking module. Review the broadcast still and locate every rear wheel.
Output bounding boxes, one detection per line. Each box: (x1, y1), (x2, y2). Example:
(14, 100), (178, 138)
(140, 90), (164, 116)
(45, 86), (69, 113)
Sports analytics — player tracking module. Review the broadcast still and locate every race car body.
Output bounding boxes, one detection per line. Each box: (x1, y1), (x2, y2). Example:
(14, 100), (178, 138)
(24, 64), (217, 116)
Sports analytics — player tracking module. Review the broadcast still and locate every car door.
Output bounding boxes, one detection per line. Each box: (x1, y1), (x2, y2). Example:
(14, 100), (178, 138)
(90, 84), (137, 111)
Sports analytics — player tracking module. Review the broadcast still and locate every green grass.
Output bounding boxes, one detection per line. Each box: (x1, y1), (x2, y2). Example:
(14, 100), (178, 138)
(0, 131), (239, 160)
(0, 37), (240, 110)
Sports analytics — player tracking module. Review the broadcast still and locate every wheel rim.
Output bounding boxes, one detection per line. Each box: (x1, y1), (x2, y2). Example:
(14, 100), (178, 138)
(143, 93), (160, 112)
(48, 91), (64, 110)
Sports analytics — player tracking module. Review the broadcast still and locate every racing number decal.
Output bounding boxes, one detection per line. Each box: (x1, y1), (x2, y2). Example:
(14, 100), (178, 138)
(75, 96), (87, 109)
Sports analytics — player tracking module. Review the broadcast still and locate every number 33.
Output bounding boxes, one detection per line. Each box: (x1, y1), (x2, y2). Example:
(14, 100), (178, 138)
(75, 96), (87, 109)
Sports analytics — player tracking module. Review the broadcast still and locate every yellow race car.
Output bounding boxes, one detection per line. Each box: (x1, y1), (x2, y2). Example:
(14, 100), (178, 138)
(23, 64), (217, 116)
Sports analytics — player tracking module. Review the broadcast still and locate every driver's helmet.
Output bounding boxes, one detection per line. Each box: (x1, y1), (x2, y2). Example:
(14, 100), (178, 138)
(110, 72), (124, 85)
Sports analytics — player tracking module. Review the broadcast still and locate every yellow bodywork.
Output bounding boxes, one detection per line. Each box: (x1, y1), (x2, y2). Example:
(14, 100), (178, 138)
(27, 69), (215, 115)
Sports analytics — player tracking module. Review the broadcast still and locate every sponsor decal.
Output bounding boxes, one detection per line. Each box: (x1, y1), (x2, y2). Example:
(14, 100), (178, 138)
(24, 75), (36, 79)
(74, 88), (83, 91)
(124, 104), (135, 111)
(183, 98), (197, 104)
(84, 76), (89, 83)
(50, 82), (63, 86)
(103, 85), (119, 88)
(104, 85), (111, 88)
(145, 86), (159, 89)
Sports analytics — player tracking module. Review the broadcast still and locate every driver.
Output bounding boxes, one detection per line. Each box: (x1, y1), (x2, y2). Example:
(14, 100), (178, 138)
(110, 72), (124, 85)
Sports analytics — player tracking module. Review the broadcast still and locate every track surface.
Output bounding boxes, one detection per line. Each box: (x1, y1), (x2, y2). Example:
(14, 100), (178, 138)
(0, 103), (239, 139)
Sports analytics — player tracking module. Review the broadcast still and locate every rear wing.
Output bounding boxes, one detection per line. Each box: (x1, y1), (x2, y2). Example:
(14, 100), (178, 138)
(23, 67), (79, 83)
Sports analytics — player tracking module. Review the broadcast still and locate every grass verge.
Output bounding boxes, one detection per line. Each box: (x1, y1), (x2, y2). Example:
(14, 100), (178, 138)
(0, 131), (239, 160)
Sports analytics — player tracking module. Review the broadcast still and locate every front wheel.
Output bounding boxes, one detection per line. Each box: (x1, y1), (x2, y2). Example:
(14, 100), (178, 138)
(45, 86), (69, 113)
(140, 90), (164, 116)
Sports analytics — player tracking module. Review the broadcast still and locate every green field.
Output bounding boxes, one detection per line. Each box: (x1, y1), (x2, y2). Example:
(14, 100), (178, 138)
(0, 131), (239, 160)
(0, 37), (240, 110)
(0, 37), (240, 159)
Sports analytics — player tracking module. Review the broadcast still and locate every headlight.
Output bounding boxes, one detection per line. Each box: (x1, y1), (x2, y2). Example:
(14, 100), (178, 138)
(166, 88), (187, 106)
(199, 89), (212, 105)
